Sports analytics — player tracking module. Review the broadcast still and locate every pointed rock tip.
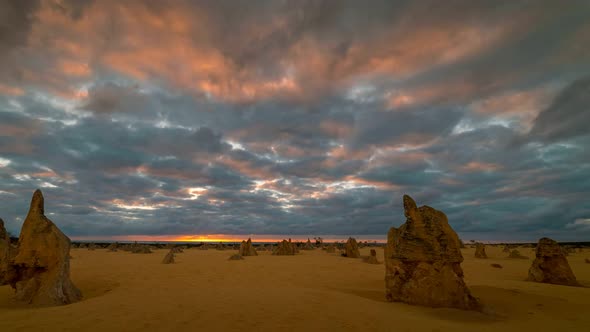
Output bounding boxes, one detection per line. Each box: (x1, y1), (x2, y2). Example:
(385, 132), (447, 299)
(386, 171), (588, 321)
(29, 189), (45, 215)
(403, 194), (417, 215)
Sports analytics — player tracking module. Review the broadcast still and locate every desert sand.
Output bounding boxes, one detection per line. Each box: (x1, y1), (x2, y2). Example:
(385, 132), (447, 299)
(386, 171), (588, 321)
(1, 245), (589, 331)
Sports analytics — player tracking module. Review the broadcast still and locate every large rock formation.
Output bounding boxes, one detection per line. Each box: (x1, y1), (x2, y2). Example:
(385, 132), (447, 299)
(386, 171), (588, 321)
(239, 238), (258, 256)
(474, 243), (487, 259)
(385, 195), (480, 310)
(273, 239), (297, 255)
(9, 190), (82, 305)
(343, 237), (360, 258)
(527, 237), (579, 286)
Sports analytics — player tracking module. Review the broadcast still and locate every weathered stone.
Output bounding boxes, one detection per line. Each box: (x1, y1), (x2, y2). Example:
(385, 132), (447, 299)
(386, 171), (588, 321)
(385, 195), (480, 310)
(303, 238), (314, 250)
(228, 254), (244, 260)
(162, 250), (175, 264)
(527, 237), (579, 286)
(343, 237), (360, 258)
(273, 239), (297, 255)
(9, 190), (82, 305)
(131, 245), (152, 254)
(239, 238), (257, 256)
(364, 249), (380, 264)
(0, 219), (16, 285)
(474, 243), (487, 259)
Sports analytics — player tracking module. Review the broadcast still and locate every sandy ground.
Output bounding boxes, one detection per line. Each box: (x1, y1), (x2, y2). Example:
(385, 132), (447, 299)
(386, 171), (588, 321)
(1, 246), (589, 332)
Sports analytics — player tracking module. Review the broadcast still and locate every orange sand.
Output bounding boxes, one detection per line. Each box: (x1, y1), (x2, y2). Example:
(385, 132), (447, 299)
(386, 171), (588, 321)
(1, 246), (589, 331)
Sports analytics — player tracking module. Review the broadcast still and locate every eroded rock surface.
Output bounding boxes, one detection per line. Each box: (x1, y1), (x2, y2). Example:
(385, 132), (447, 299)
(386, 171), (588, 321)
(385, 195), (480, 310)
(239, 238), (258, 256)
(475, 243), (487, 259)
(527, 237), (579, 286)
(343, 237), (360, 258)
(9, 190), (82, 305)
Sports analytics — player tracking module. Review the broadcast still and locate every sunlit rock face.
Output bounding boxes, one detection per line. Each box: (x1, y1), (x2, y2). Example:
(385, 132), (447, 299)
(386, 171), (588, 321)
(239, 238), (257, 256)
(9, 190), (82, 305)
(385, 195), (480, 310)
(527, 237), (579, 286)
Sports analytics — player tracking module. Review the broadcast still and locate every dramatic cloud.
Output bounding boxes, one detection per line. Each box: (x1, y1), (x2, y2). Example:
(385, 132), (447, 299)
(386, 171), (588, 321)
(0, 0), (589, 241)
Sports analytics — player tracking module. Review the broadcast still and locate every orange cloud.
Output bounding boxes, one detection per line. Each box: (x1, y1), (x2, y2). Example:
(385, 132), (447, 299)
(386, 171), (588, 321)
(0, 84), (25, 96)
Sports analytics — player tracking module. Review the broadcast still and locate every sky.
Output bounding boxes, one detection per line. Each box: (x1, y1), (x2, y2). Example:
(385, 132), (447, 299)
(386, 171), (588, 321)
(0, 0), (589, 242)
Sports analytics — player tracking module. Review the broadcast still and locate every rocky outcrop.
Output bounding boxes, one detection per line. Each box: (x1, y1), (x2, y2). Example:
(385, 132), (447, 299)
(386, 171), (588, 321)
(273, 239), (297, 255)
(239, 238), (258, 256)
(474, 243), (487, 259)
(385, 195), (480, 310)
(8, 190), (82, 305)
(527, 237), (579, 286)
(343, 237), (360, 258)
(162, 250), (175, 264)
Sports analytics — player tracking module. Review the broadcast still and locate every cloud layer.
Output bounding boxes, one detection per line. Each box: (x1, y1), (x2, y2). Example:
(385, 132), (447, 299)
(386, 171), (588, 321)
(0, 0), (589, 241)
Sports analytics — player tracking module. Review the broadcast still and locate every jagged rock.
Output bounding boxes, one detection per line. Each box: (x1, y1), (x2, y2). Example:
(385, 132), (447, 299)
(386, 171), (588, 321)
(8, 190), (82, 305)
(342, 237), (360, 258)
(273, 239), (297, 255)
(474, 243), (487, 259)
(162, 250), (175, 264)
(171, 247), (184, 253)
(508, 249), (528, 259)
(364, 249), (380, 264)
(199, 244), (209, 250)
(527, 237), (579, 286)
(239, 238), (258, 256)
(385, 195), (480, 310)
(490, 263), (503, 269)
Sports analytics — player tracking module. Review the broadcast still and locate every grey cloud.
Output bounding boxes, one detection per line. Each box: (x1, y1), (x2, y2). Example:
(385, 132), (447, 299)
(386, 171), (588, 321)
(526, 76), (590, 143)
